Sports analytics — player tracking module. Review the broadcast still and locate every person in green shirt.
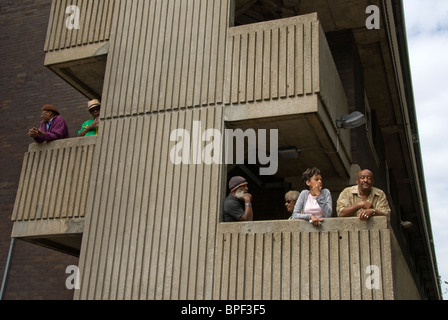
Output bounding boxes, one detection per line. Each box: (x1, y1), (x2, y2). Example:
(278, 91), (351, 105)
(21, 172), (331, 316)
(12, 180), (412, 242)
(78, 99), (101, 137)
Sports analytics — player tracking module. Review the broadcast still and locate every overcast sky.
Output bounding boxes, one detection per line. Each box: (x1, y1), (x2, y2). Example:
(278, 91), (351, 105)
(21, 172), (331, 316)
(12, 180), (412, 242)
(402, 0), (448, 299)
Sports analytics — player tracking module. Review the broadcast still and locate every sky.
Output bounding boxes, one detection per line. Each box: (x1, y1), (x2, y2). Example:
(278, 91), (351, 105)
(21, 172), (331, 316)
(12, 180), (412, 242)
(402, 0), (448, 299)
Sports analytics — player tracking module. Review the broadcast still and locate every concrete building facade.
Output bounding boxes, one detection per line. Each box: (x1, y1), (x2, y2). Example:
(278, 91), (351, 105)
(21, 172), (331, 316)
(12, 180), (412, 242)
(3, 0), (442, 300)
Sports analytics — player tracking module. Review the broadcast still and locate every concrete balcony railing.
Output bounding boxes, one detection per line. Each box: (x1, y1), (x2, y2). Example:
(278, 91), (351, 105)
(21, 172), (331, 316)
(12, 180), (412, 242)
(214, 217), (418, 300)
(11, 136), (97, 256)
(44, 0), (114, 53)
(44, 0), (114, 99)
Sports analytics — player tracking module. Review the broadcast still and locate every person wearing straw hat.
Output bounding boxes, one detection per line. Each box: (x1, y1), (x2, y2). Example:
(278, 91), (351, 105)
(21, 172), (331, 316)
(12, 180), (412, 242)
(78, 99), (101, 137)
(28, 104), (69, 143)
(222, 176), (253, 222)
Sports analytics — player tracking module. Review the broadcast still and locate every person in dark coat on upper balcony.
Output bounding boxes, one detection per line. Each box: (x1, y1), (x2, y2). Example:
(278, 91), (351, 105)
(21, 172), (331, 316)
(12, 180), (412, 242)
(28, 104), (69, 143)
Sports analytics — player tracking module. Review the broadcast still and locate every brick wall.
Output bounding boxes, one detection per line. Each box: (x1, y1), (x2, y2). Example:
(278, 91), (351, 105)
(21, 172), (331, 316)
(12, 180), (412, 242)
(0, 0), (90, 299)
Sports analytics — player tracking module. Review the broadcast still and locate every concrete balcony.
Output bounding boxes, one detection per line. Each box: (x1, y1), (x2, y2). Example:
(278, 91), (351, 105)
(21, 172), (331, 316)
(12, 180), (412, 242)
(43, 0), (115, 98)
(224, 13), (352, 182)
(11, 136), (97, 256)
(215, 217), (419, 300)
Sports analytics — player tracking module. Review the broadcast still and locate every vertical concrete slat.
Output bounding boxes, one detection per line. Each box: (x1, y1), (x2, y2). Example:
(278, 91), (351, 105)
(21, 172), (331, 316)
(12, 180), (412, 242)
(170, 0), (188, 110)
(213, 231), (225, 300)
(291, 232), (301, 299)
(360, 229), (373, 300)
(18, 152), (35, 221)
(278, 25), (287, 99)
(272, 232), (282, 300)
(27, 150), (42, 221)
(329, 230), (341, 300)
(349, 231), (362, 300)
(139, 114), (159, 299)
(339, 230), (351, 299)
(246, 30), (256, 103)
(319, 232), (330, 300)
(254, 30), (264, 101)
(262, 29), (271, 101)
(253, 233), (264, 299)
(146, 113), (166, 299)
(245, 233), (255, 299)
(287, 25), (295, 97)
(310, 232), (320, 300)
(303, 20), (313, 95)
(156, 0), (173, 113)
(300, 232), (310, 300)
(128, 0), (146, 115)
(231, 34), (241, 104)
(140, 0), (158, 114)
(270, 27), (279, 100)
(11, 152), (29, 221)
(153, 112), (173, 300)
(262, 233), (272, 299)
(281, 232), (291, 300)
(38, 150), (53, 220)
(165, 0), (181, 111)
(236, 233), (246, 300)
(312, 20), (321, 93)
(370, 229), (384, 300)
(380, 229), (394, 300)
(295, 23), (304, 96)
(228, 233), (239, 299)
(185, 0), (201, 109)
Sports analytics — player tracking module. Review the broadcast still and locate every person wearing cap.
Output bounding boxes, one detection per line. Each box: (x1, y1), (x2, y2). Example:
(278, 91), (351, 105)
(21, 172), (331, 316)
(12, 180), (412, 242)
(28, 104), (69, 143)
(78, 99), (101, 137)
(222, 176), (253, 222)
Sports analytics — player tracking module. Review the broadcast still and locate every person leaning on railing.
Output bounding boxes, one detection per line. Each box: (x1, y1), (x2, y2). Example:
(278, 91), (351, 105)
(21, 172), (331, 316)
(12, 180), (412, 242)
(78, 99), (101, 137)
(290, 167), (333, 227)
(336, 169), (391, 221)
(27, 104), (69, 143)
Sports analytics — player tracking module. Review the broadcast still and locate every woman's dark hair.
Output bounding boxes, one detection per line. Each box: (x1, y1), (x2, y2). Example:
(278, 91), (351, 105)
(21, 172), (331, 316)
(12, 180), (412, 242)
(302, 167), (321, 190)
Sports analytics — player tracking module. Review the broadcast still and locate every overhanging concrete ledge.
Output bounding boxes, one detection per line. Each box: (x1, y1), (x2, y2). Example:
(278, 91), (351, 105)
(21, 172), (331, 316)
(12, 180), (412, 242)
(11, 218), (84, 257)
(11, 217), (84, 238)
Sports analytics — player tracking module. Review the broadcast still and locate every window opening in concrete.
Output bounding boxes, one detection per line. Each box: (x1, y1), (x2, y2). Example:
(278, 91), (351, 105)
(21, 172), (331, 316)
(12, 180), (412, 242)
(233, 0), (301, 27)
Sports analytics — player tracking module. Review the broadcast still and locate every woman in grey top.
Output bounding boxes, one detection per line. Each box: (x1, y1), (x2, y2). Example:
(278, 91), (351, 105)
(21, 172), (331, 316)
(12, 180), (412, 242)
(291, 167), (332, 227)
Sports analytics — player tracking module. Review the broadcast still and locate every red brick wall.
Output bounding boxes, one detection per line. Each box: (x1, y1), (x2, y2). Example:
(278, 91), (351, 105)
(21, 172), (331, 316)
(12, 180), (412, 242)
(0, 0), (90, 299)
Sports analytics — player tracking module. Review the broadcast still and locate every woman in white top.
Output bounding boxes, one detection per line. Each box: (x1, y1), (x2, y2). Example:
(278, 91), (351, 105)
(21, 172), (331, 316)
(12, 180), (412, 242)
(291, 167), (333, 227)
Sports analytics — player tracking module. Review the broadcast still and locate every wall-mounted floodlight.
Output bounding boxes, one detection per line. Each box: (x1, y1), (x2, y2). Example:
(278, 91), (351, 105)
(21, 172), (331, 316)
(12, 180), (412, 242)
(336, 111), (366, 129)
(278, 146), (301, 159)
(400, 221), (413, 229)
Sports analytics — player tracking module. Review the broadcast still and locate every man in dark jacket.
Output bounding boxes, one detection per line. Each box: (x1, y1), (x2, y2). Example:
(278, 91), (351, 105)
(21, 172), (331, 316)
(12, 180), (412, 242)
(222, 176), (253, 222)
(28, 104), (69, 143)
